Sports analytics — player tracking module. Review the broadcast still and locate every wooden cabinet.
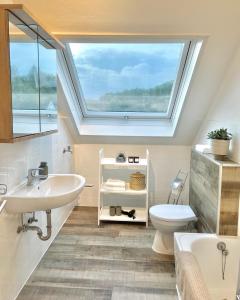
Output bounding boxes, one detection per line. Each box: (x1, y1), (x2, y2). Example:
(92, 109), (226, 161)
(0, 4), (64, 142)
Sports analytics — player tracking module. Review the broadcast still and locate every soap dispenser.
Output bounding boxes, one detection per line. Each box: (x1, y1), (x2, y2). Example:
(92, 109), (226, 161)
(39, 162), (48, 179)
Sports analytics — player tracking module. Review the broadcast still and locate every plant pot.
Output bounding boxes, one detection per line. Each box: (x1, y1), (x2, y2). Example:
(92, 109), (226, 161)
(209, 139), (230, 157)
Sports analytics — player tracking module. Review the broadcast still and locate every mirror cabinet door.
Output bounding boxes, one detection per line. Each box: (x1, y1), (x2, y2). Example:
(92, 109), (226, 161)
(8, 13), (41, 137)
(38, 40), (57, 132)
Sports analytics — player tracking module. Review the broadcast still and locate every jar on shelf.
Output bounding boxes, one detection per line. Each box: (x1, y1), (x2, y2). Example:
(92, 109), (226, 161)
(129, 172), (145, 190)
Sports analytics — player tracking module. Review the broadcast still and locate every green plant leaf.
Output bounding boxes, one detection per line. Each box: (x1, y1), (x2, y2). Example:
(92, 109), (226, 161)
(207, 128), (232, 140)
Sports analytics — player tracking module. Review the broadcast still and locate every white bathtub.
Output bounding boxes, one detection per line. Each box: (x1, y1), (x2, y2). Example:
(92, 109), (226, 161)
(174, 233), (240, 300)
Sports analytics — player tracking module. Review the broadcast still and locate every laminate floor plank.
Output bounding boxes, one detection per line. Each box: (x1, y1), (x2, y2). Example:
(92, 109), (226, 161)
(28, 268), (176, 288)
(18, 286), (112, 300)
(17, 207), (177, 300)
(45, 244), (173, 262)
(112, 287), (178, 300)
(38, 257), (175, 273)
(55, 233), (155, 248)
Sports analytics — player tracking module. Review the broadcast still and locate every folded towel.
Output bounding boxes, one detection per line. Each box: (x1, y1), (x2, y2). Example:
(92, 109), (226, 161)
(175, 251), (211, 300)
(105, 179), (126, 188)
(102, 184), (126, 192)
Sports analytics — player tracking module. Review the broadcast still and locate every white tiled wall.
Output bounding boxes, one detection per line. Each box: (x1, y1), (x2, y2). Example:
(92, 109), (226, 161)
(74, 144), (191, 207)
(0, 117), (75, 300)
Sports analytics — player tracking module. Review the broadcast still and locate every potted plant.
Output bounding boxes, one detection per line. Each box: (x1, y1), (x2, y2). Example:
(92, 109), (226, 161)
(207, 128), (232, 157)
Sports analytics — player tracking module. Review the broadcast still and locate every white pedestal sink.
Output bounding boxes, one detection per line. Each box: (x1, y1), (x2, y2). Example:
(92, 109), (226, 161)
(3, 174), (85, 213)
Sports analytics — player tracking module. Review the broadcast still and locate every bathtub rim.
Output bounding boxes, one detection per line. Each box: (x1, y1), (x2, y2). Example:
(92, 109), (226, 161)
(174, 232), (239, 253)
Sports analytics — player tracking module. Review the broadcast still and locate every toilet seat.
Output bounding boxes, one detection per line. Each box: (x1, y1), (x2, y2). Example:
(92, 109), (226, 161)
(149, 204), (197, 222)
(149, 204), (197, 254)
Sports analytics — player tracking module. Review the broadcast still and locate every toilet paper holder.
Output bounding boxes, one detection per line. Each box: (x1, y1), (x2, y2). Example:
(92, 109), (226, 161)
(167, 170), (188, 205)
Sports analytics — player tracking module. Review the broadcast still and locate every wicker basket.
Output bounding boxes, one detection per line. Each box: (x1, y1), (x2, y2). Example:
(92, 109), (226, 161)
(129, 172), (146, 190)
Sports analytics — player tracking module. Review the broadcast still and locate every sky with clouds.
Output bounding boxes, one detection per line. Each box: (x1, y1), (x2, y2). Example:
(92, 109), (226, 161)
(70, 43), (184, 100)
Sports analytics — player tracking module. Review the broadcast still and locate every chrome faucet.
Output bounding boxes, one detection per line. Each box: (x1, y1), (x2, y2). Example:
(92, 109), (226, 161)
(27, 168), (47, 186)
(63, 145), (73, 154)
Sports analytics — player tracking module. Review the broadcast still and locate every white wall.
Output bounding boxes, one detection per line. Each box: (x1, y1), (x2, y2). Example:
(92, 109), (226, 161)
(0, 117), (75, 300)
(74, 144), (191, 207)
(195, 44), (240, 163)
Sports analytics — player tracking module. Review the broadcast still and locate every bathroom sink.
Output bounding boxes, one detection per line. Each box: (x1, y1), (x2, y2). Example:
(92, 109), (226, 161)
(3, 174), (85, 213)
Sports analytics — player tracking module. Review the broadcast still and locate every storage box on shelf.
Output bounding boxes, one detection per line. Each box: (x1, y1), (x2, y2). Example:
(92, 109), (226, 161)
(98, 149), (149, 227)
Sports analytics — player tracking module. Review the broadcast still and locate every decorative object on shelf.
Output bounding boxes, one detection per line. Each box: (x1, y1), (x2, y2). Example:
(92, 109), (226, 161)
(109, 206), (115, 216)
(128, 156), (134, 163)
(116, 206), (122, 216)
(121, 209), (136, 219)
(109, 206), (122, 216)
(207, 128), (232, 158)
(116, 153), (126, 163)
(129, 172), (146, 190)
(128, 156), (140, 163)
(134, 156), (140, 163)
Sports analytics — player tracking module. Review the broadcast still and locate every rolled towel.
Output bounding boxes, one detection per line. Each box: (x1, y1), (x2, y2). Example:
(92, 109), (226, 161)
(175, 251), (211, 300)
(105, 179), (126, 188)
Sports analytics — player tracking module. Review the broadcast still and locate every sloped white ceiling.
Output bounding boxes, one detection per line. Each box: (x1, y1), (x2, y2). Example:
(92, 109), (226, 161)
(11, 0), (240, 144)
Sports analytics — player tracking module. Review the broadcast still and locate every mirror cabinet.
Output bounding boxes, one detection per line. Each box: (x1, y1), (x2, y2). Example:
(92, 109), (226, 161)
(0, 4), (64, 142)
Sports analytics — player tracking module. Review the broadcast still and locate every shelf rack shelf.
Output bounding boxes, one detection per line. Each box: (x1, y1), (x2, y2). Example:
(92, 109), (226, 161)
(101, 158), (147, 169)
(100, 186), (147, 195)
(98, 149), (149, 227)
(100, 207), (147, 223)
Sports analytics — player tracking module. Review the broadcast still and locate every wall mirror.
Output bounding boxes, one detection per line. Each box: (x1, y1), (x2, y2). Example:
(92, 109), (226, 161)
(0, 4), (63, 142)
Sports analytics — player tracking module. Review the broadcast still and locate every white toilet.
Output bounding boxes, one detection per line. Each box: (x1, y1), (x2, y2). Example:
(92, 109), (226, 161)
(149, 204), (197, 255)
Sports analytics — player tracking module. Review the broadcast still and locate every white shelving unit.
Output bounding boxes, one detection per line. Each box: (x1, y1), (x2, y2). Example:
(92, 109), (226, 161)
(98, 149), (149, 227)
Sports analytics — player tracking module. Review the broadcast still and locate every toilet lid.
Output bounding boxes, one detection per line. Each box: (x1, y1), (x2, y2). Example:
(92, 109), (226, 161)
(149, 204), (197, 222)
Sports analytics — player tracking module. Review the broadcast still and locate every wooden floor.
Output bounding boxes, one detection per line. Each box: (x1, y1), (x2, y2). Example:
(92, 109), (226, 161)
(17, 207), (177, 300)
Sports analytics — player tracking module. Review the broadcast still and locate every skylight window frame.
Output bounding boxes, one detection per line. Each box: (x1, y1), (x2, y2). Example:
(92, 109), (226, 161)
(64, 38), (194, 120)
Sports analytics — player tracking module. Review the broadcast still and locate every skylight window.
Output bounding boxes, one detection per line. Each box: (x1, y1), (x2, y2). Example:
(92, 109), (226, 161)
(64, 39), (202, 121)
